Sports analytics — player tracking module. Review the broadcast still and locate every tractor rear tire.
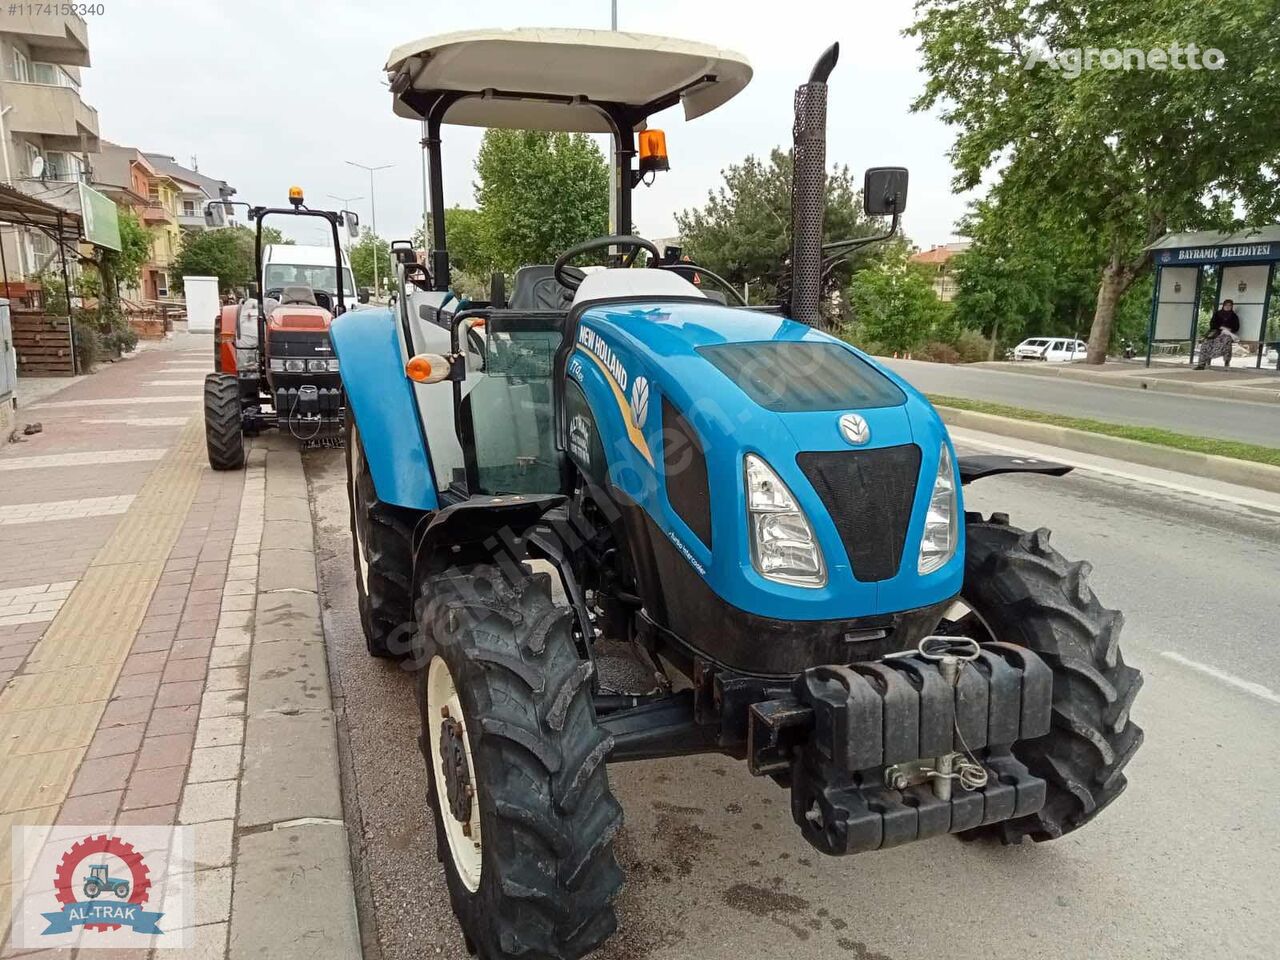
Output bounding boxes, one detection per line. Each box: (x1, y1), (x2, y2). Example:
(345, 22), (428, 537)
(957, 514), (1144, 844)
(203, 373), (245, 471)
(345, 413), (417, 658)
(416, 563), (623, 960)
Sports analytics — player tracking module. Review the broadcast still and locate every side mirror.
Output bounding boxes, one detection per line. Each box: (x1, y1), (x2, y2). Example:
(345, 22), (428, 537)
(345, 211), (359, 238)
(864, 167), (909, 217)
(358, 287), (371, 304)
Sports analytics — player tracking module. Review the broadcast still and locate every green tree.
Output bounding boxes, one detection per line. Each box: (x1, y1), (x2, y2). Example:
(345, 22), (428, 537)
(174, 226), (256, 292)
(474, 130), (609, 272)
(412, 207), (488, 273)
(675, 149), (876, 309)
(83, 207), (150, 314)
(348, 228), (390, 291)
(909, 0), (1280, 362)
(846, 246), (946, 352)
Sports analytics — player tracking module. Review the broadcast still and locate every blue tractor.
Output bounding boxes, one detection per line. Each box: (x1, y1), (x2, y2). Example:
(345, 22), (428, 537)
(334, 29), (1143, 960)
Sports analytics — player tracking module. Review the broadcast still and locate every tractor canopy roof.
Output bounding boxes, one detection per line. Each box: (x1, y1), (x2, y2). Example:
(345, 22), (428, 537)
(385, 28), (752, 132)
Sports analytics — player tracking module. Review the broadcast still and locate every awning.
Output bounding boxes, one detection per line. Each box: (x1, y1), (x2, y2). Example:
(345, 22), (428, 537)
(0, 182), (82, 245)
(386, 28), (752, 132)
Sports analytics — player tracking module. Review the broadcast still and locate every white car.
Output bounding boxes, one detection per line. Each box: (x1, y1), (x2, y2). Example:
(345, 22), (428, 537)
(1013, 337), (1087, 362)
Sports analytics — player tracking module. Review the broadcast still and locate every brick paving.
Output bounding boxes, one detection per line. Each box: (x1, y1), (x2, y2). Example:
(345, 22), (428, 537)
(1, 335), (359, 958)
(0, 334), (246, 957)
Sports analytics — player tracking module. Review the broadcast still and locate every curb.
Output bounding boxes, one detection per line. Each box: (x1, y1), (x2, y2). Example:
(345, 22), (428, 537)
(935, 406), (1280, 494)
(971, 362), (1280, 405)
(229, 435), (361, 960)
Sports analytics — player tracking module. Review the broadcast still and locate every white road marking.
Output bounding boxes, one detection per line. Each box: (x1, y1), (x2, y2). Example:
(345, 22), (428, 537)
(144, 379), (205, 386)
(0, 495), (135, 526)
(1160, 651), (1280, 707)
(0, 579), (77, 626)
(33, 396), (199, 408)
(0, 449), (166, 471)
(82, 417), (191, 427)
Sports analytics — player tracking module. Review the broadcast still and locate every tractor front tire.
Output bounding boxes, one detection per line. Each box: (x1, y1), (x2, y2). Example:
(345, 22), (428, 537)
(416, 563), (623, 960)
(203, 374), (245, 471)
(345, 414), (417, 658)
(958, 514), (1144, 843)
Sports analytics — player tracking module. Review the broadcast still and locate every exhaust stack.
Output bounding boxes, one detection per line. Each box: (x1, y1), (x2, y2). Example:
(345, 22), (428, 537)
(788, 43), (839, 328)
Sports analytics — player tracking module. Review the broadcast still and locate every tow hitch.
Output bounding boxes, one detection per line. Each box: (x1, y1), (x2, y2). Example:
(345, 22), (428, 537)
(748, 637), (1054, 855)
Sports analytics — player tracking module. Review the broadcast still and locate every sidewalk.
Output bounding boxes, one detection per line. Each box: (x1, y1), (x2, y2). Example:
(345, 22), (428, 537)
(972, 358), (1280, 404)
(0, 334), (359, 958)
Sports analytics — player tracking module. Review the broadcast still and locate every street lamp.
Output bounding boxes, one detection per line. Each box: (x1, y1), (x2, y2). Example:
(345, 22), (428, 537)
(327, 194), (362, 250)
(344, 160), (393, 294)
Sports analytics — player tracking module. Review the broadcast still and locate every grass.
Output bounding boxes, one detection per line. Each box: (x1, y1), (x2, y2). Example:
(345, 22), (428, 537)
(927, 394), (1280, 469)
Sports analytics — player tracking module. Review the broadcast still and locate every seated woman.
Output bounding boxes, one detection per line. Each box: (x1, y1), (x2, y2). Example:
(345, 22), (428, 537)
(1196, 298), (1241, 370)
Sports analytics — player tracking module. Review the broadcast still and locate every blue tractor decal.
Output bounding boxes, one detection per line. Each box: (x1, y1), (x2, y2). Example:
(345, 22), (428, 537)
(332, 29), (1144, 960)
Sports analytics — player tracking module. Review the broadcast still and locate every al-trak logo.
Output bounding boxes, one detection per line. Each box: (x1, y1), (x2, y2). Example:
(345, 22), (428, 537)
(41, 834), (164, 936)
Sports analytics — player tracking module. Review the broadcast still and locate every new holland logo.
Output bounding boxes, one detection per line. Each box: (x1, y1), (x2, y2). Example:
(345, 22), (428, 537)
(630, 376), (650, 429)
(839, 413), (871, 445)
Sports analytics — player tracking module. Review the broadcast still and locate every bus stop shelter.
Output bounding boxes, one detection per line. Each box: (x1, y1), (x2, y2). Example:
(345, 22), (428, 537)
(1144, 227), (1280, 369)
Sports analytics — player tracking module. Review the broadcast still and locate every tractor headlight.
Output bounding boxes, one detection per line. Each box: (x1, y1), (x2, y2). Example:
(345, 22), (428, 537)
(917, 444), (958, 575)
(306, 358), (330, 373)
(744, 454), (826, 588)
(268, 358), (284, 372)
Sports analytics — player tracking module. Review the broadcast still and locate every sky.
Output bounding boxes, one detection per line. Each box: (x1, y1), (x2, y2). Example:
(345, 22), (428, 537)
(81, 0), (974, 249)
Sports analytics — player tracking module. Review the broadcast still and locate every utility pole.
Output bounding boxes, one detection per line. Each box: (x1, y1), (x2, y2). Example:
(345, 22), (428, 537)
(344, 160), (393, 294)
(327, 194), (363, 252)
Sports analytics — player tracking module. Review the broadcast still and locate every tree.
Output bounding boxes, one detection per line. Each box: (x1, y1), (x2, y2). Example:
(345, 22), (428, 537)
(675, 149), (876, 309)
(412, 207), (487, 273)
(174, 226), (256, 292)
(83, 207), (150, 313)
(348, 228), (390, 291)
(846, 245), (946, 351)
(909, 0), (1280, 362)
(474, 130), (609, 272)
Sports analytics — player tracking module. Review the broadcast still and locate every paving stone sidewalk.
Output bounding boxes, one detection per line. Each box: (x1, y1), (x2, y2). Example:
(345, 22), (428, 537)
(0, 335), (360, 958)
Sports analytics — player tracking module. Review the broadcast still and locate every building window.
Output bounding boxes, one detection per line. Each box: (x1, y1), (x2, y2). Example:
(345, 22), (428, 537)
(183, 199), (196, 216)
(23, 141), (40, 177)
(12, 48), (29, 83)
(157, 272), (169, 298)
(44, 151), (83, 182)
(148, 183), (161, 203)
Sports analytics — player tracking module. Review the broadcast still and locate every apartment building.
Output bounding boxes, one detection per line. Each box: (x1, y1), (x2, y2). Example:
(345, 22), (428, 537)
(143, 153), (236, 232)
(0, 9), (99, 293)
(93, 141), (184, 300)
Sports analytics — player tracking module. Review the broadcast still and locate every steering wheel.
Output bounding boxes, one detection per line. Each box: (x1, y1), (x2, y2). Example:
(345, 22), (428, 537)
(553, 234), (662, 292)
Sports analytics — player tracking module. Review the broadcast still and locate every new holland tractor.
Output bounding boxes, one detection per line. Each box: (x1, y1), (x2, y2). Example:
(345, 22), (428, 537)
(334, 29), (1144, 960)
(202, 188), (364, 469)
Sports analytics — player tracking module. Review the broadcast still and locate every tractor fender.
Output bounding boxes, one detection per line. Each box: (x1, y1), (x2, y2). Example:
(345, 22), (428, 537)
(330, 307), (438, 511)
(957, 454), (1073, 485)
(216, 304), (240, 373)
(412, 494), (566, 576)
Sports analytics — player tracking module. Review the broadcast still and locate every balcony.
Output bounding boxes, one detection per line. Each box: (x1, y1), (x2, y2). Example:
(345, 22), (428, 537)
(141, 204), (175, 225)
(0, 80), (98, 151)
(1, 10), (90, 66)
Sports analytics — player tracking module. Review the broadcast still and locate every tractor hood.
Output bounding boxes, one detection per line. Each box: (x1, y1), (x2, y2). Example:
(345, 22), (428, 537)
(567, 298), (964, 631)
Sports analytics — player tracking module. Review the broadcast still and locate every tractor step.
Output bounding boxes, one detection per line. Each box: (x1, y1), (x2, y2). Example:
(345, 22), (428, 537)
(746, 642), (1054, 856)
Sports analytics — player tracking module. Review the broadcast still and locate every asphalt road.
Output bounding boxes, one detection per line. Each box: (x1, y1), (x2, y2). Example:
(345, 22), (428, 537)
(880, 358), (1280, 449)
(305, 440), (1280, 960)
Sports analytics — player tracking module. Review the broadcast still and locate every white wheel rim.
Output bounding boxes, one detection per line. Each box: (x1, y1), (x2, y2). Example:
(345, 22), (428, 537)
(426, 655), (483, 892)
(351, 438), (370, 597)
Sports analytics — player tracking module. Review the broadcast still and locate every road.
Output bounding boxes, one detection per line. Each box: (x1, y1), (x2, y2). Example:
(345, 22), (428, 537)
(305, 436), (1280, 960)
(880, 358), (1280, 449)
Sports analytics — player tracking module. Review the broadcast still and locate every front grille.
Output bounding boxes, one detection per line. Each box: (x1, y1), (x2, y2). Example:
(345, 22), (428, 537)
(797, 445), (922, 582)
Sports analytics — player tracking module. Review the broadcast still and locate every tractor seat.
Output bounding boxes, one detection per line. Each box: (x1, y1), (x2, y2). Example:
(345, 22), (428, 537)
(508, 265), (575, 310)
(280, 284), (318, 306)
